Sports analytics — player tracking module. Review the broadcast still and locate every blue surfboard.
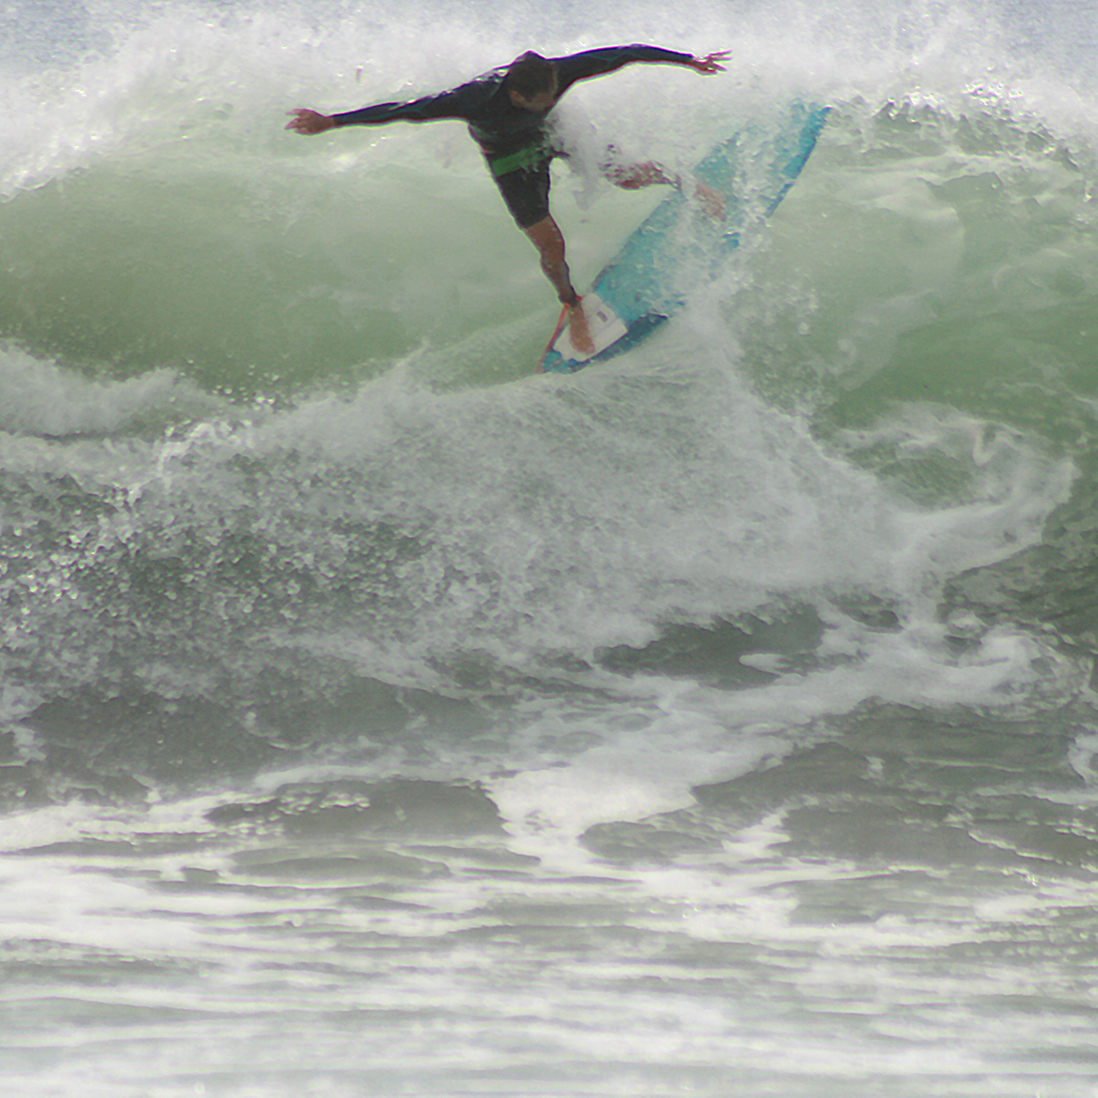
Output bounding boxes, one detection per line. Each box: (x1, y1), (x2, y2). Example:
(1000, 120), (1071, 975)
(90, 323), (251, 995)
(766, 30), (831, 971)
(539, 102), (829, 373)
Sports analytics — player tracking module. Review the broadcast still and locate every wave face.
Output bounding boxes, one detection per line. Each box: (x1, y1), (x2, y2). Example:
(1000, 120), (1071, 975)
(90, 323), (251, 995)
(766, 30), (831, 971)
(3, 2), (1098, 1095)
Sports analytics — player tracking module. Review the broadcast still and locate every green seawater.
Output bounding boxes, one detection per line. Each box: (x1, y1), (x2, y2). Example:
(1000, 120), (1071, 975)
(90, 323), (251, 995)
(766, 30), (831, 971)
(3, 2), (1098, 1096)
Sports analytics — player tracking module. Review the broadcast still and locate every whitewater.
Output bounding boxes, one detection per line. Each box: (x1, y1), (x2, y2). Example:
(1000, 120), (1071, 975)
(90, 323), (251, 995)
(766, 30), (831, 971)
(2, 1), (1098, 1095)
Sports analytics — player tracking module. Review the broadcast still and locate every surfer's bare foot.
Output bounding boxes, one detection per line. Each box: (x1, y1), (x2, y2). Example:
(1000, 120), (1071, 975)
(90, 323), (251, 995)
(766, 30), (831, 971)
(693, 181), (726, 221)
(568, 300), (595, 355)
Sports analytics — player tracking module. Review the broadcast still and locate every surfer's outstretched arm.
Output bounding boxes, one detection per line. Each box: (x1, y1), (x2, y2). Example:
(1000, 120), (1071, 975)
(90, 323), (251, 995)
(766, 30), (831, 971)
(286, 85), (476, 134)
(552, 46), (732, 95)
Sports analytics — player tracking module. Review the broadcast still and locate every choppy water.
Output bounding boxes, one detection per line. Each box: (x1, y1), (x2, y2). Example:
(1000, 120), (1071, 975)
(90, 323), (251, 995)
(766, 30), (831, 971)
(3, 2), (1098, 1095)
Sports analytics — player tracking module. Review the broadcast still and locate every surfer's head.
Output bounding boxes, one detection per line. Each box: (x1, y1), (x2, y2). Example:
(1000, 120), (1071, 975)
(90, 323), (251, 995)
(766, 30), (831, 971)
(506, 52), (558, 111)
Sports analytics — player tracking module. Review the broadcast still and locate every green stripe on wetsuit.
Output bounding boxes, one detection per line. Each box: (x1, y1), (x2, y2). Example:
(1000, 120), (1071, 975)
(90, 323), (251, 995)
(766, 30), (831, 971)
(488, 141), (552, 177)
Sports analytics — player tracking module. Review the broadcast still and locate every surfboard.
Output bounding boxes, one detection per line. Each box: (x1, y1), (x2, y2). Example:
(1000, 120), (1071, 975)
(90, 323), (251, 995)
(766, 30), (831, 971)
(539, 102), (829, 373)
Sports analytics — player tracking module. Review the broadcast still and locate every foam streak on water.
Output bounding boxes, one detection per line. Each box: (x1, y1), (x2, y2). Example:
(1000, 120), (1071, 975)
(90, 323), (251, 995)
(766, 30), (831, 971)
(2, 1), (1098, 1095)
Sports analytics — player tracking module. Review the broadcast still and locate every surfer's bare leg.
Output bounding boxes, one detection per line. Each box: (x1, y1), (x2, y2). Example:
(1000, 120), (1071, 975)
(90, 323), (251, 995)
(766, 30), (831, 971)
(604, 161), (678, 189)
(606, 161), (725, 220)
(525, 216), (594, 354)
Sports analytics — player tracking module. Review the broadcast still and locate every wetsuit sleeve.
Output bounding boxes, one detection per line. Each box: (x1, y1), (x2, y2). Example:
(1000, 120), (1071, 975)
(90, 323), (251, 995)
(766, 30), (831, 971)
(331, 86), (477, 127)
(553, 45), (695, 95)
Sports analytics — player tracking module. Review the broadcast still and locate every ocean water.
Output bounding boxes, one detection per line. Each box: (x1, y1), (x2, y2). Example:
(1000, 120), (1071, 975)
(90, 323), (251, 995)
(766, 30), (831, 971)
(2, 1), (1098, 1094)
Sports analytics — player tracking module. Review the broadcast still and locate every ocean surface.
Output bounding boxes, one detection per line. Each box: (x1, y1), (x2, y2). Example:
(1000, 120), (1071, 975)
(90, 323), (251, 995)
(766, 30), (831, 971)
(2, 1), (1098, 1095)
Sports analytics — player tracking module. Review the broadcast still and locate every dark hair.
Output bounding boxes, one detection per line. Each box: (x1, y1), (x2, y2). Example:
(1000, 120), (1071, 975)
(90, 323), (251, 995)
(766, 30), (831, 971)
(505, 52), (556, 98)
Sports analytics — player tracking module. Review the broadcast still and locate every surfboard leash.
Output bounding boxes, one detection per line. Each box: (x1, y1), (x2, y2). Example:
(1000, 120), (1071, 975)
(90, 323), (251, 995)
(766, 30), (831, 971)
(536, 300), (575, 373)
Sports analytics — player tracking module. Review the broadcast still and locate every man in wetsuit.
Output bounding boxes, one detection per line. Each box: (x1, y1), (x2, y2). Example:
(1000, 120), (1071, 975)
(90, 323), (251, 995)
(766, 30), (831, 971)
(287, 45), (730, 354)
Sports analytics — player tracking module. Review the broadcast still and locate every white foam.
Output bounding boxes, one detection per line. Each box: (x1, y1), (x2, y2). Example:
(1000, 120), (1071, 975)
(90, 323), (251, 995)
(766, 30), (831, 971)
(0, 344), (210, 436)
(4, 0), (1095, 201)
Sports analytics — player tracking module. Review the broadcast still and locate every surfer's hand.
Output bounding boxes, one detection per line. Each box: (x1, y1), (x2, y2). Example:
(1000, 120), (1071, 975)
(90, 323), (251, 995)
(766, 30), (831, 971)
(689, 51), (732, 74)
(285, 109), (336, 134)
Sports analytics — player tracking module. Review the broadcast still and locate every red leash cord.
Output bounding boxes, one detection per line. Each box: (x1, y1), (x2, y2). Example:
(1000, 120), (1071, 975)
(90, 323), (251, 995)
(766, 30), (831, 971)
(536, 298), (579, 373)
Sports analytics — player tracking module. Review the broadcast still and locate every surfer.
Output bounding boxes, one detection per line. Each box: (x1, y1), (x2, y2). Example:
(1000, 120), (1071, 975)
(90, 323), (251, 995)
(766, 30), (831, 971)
(286, 45), (730, 354)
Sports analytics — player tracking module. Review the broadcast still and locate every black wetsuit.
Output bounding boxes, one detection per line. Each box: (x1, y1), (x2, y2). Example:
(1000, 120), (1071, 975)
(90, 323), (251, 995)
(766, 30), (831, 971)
(331, 45), (694, 228)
